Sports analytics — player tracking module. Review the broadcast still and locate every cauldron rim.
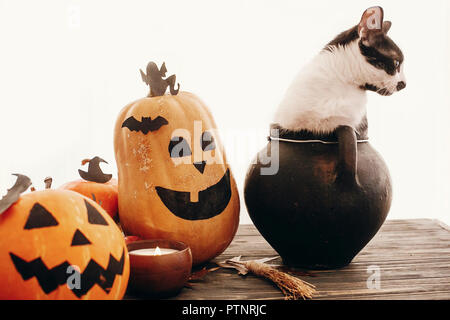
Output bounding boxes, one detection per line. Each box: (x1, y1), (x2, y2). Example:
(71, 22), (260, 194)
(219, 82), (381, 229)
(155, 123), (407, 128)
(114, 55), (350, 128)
(269, 123), (369, 143)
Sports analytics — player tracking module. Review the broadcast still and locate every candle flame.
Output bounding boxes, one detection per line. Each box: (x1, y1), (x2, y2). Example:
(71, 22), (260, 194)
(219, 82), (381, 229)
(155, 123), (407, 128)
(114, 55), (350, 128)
(154, 246), (162, 256)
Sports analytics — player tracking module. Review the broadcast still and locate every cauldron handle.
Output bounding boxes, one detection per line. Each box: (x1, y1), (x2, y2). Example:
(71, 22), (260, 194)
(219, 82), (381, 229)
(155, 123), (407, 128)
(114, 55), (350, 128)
(336, 126), (358, 187)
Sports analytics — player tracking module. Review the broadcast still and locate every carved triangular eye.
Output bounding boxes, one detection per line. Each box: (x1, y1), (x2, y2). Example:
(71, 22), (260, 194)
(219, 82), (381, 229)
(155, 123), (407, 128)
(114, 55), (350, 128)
(24, 203), (59, 229)
(84, 200), (108, 226)
(71, 229), (91, 246)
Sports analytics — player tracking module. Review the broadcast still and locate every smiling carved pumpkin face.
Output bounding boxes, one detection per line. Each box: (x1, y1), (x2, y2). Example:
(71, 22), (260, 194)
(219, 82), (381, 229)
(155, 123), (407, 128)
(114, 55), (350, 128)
(114, 90), (240, 266)
(0, 190), (129, 300)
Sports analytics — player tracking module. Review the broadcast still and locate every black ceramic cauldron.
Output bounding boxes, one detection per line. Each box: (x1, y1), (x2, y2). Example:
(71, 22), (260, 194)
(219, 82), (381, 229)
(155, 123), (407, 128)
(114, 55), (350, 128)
(244, 124), (392, 269)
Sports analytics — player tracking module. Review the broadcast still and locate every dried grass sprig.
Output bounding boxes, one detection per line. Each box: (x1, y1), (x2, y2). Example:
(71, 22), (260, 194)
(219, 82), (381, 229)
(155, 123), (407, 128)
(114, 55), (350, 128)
(217, 256), (316, 300)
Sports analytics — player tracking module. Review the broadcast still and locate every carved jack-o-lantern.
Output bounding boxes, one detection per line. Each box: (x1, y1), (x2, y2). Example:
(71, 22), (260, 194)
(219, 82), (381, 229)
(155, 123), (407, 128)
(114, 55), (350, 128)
(114, 62), (240, 265)
(0, 179), (129, 300)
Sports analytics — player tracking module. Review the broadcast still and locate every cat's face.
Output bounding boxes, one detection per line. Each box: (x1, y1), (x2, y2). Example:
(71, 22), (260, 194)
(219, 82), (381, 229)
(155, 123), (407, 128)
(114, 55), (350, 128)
(357, 7), (406, 96)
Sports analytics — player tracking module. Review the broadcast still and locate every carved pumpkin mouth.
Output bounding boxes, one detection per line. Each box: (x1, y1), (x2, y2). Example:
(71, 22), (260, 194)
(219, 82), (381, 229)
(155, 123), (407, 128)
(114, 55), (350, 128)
(9, 249), (126, 298)
(155, 169), (232, 221)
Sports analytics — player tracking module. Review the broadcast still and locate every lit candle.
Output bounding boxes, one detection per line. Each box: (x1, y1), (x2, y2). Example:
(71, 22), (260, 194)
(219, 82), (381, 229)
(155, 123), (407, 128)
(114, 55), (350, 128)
(127, 239), (192, 298)
(130, 246), (179, 256)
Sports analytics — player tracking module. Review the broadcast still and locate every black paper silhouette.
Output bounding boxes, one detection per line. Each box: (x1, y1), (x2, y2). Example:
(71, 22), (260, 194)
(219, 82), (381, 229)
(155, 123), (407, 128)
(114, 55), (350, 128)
(85, 199), (109, 226)
(155, 169), (232, 221)
(10, 250), (125, 298)
(71, 229), (92, 246)
(121, 116), (169, 134)
(0, 174), (32, 215)
(78, 157), (112, 184)
(24, 203), (59, 229)
(140, 62), (180, 97)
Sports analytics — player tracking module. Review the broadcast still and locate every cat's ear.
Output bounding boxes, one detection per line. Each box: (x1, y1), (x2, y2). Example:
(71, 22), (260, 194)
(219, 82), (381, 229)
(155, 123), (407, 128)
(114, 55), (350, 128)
(358, 6), (384, 42)
(382, 21), (392, 34)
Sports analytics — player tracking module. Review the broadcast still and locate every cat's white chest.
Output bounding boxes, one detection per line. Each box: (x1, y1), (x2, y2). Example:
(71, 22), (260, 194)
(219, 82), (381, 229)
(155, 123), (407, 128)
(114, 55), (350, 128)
(274, 45), (369, 134)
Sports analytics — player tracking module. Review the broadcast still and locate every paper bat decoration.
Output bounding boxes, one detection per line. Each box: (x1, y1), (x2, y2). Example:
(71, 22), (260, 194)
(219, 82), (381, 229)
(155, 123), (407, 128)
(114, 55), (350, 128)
(140, 61), (180, 97)
(0, 174), (32, 215)
(78, 157), (112, 184)
(121, 116), (169, 134)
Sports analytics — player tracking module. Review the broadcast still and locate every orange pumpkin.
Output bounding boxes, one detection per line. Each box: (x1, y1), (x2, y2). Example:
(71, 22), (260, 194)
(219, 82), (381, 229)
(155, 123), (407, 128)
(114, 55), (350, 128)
(0, 178), (129, 300)
(59, 157), (118, 220)
(114, 62), (240, 265)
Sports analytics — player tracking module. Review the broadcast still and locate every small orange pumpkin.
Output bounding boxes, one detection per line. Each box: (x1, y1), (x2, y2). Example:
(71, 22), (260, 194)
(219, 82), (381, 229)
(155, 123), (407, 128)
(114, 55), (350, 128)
(59, 157), (118, 220)
(114, 62), (240, 265)
(0, 175), (129, 300)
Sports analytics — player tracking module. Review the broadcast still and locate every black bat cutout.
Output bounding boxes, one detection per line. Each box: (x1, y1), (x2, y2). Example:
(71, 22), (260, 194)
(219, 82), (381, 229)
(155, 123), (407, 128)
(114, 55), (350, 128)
(0, 174), (32, 215)
(78, 157), (112, 184)
(122, 116), (169, 134)
(10, 249), (125, 298)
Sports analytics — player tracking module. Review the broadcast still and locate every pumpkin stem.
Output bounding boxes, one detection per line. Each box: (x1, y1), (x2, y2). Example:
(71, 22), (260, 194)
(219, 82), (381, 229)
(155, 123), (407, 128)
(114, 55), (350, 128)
(44, 177), (53, 189)
(78, 156), (113, 184)
(140, 61), (180, 97)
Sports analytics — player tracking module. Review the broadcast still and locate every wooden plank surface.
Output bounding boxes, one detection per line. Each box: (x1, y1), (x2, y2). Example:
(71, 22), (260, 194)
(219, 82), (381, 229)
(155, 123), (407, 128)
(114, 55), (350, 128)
(167, 219), (450, 300)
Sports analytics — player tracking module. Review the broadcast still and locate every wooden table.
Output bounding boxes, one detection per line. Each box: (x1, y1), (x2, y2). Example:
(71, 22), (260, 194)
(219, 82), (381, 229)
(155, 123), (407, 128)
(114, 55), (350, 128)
(170, 219), (450, 300)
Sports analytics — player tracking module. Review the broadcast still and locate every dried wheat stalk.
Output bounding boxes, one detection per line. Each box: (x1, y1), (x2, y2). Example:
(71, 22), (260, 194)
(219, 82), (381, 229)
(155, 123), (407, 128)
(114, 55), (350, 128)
(218, 256), (316, 300)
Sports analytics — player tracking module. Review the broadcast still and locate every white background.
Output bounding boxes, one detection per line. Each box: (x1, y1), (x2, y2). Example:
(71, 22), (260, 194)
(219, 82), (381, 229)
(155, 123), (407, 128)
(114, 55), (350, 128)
(1, 0), (449, 224)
